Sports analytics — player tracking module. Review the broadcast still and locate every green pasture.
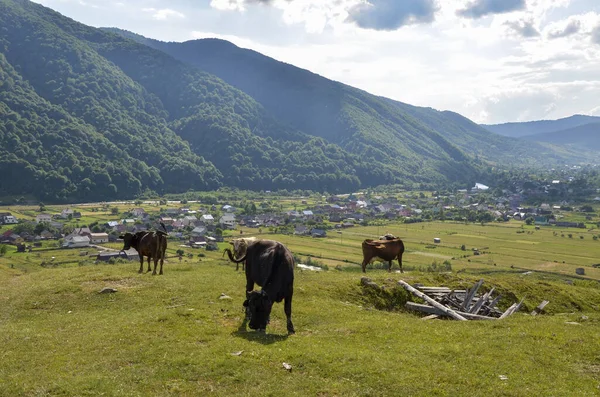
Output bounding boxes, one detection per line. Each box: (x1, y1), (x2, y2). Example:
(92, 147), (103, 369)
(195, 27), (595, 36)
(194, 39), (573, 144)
(1, 254), (600, 396)
(235, 221), (600, 280)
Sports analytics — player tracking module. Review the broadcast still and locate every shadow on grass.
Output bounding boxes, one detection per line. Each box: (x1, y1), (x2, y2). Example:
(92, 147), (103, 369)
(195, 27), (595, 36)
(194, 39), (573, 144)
(232, 319), (290, 345)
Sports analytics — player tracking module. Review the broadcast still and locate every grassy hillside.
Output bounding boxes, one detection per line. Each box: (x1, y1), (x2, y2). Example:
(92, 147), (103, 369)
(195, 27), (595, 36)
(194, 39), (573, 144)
(1, 246), (600, 395)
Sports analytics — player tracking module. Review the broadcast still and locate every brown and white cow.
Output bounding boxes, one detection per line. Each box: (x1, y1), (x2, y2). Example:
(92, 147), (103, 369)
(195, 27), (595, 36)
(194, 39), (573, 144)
(224, 237), (258, 271)
(361, 237), (405, 273)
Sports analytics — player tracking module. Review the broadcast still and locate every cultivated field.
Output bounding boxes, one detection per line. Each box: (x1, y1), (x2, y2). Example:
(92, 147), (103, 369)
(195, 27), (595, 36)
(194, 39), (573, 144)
(1, 217), (600, 395)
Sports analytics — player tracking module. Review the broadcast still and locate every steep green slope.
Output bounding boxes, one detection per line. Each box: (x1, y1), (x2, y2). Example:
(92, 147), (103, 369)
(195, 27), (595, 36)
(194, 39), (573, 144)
(0, 52), (162, 201)
(0, 0), (222, 201)
(111, 33), (589, 168)
(104, 31), (487, 183)
(0, 0), (386, 199)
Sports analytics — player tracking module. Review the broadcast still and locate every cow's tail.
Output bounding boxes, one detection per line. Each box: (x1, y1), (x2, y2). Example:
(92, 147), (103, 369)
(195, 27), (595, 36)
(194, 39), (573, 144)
(224, 248), (246, 263)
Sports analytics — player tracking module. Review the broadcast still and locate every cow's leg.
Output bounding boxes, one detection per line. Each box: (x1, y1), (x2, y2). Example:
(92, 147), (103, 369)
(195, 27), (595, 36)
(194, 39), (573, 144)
(152, 256), (159, 275)
(147, 256), (152, 273)
(361, 254), (372, 273)
(244, 278), (254, 320)
(138, 256), (144, 273)
(284, 288), (295, 334)
(388, 260), (393, 272)
(398, 253), (404, 273)
(159, 254), (164, 275)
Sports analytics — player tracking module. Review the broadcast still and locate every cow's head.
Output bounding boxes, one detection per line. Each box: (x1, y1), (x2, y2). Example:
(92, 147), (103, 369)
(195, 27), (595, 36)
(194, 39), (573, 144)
(243, 290), (272, 332)
(230, 239), (248, 259)
(118, 232), (135, 251)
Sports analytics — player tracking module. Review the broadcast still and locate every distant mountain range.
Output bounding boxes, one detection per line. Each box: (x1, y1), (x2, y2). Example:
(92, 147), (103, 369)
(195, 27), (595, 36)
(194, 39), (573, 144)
(482, 115), (600, 151)
(0, 0), (594, 202)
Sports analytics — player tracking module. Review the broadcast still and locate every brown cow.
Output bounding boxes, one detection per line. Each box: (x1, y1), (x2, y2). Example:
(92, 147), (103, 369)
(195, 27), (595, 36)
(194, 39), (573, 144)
(361, 238), (405, 273)
(224, 239), (295, 334)
(223, 237), (258, 271)
(119, 230), (167, 275)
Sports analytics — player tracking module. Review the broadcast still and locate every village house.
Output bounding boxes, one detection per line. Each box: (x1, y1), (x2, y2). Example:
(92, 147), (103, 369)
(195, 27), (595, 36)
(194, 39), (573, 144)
(294, 225), (309, 235)
(159, 216), (174, 225)
(36, 214), (52, 223)
(73, 227), (92, 238)
(60, 208), (74, 218)
(200, 214), (214, 224)
(96, 250), (138, 262)
(89, 233), (109, 244)
(63, 235), (90, 248)
(302, 210), (314, 219)
(191, 226), (207, 237)
(0, 213), (18, 225)
(130, 208), (147, 218)
(219, 213), (236, 229)
(182, 215), (197, 226)
(310, 228), (327, 238)
(1, 230), (22, 244)
(164, 208), (179, 216)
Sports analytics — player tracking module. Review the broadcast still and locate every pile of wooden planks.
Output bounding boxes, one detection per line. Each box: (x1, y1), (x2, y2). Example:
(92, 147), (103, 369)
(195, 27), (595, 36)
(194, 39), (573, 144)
(399, 279), (530, 321)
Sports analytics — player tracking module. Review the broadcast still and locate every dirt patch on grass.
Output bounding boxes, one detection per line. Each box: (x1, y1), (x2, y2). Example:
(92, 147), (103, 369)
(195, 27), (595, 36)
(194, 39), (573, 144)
(80, 277), (148, 293)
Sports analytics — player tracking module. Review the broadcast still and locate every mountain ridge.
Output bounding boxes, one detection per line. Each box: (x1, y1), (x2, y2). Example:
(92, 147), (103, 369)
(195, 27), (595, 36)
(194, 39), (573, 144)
(0, 0), (592, 202)
(482, 114), (600, 138)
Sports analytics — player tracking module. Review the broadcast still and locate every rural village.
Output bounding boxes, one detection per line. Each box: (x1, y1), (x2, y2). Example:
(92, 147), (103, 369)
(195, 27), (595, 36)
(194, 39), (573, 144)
(2, 178), (600, 263)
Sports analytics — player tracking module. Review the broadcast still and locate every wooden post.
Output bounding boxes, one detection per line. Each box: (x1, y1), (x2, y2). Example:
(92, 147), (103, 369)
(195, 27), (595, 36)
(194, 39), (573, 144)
(406, 302), (497, 320)
(461, 279), (484, 312)
(398, 280), (467, 321)
(470, 287), (494, 314)
(531, 300), (549, 316)
(499, 303), (517, 319)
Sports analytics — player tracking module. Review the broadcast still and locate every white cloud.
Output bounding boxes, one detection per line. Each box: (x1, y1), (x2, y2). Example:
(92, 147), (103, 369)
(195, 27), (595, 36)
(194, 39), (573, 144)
(142, 8), (185, 21)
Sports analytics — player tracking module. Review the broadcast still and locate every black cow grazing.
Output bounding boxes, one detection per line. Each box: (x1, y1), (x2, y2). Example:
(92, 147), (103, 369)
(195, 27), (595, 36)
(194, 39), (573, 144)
(224, 240), (295, 334)
(119, 228), (168, 275)
(361, 238), (405, 273)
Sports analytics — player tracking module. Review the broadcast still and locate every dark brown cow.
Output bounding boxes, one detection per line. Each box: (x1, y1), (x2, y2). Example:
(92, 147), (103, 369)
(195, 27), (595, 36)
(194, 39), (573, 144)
(224, 240), (295, 334)
(361, 238), (405, 273)
(119, 230), (167, 275)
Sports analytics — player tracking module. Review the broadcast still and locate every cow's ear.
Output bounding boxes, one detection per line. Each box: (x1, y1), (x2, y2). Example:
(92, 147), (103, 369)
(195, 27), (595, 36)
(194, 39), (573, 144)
(118, 235), (124, 239)
(243, 300), (249, 307)
(229, 241), (234, 245)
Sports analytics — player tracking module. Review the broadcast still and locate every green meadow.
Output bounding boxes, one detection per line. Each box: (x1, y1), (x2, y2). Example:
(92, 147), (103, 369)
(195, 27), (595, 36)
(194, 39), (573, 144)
(1, 218), (600, 395)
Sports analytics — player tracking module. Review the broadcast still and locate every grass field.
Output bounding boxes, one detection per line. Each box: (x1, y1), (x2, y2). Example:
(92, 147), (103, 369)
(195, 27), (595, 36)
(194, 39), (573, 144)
(2, 220), (600, 395)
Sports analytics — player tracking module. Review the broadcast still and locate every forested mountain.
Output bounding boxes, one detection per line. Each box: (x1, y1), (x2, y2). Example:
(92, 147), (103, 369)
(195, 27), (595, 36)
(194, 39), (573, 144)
(107, 31), (589, 168)
(482, 115), (600, 138)
(521, 123), (600, 150)
(0, 0), (591, 203)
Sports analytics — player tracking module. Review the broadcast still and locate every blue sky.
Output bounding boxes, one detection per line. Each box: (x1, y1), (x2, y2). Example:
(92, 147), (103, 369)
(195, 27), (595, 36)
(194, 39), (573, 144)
(33, 0), (600, 124)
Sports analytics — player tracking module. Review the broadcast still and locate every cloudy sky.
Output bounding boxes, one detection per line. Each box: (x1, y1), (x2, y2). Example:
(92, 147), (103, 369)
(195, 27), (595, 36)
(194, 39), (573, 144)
(32, 0), (600, 124)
